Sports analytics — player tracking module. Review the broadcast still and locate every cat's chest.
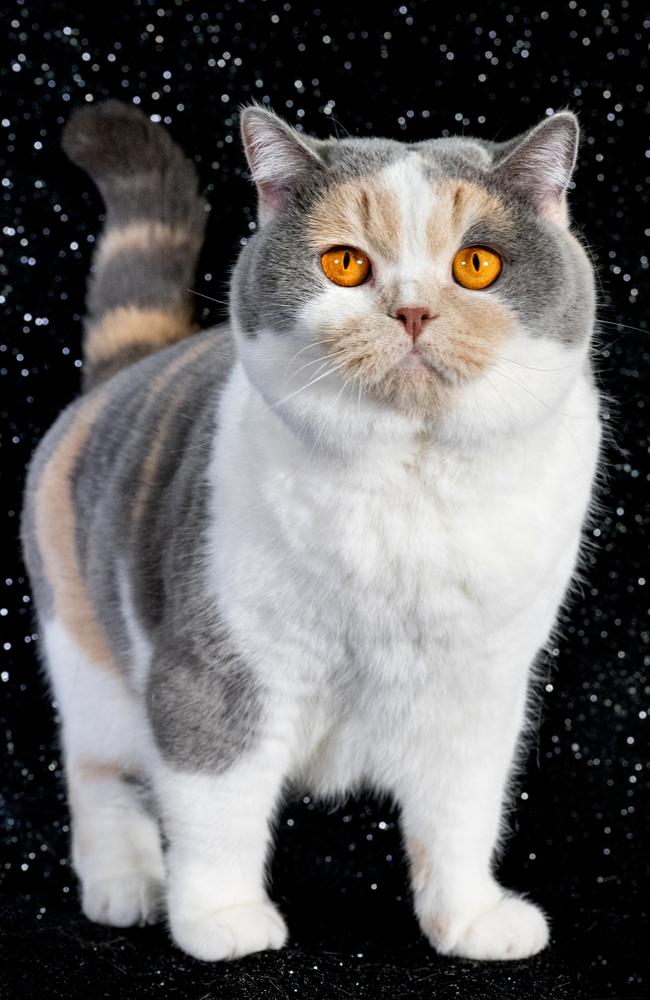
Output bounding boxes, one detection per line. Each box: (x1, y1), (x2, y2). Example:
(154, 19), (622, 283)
(216, 435), (580, 657)
(211, 373), (599, 675)
(282, 456), (554, 622)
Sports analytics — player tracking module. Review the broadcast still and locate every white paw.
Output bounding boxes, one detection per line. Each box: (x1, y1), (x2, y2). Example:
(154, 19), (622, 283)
(82, 871), (165, 927)
(425, 895), (550, 961)
(170, 901), (288, 962)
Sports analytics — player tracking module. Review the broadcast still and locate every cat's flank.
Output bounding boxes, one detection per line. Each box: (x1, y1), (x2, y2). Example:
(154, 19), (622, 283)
(21, 100), (601, 962)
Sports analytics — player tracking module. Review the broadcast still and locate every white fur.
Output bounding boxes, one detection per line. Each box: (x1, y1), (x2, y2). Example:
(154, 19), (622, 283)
(42, 619), (165, 927)
(156, 759), (289, 960)
(380, 156), (441, 300)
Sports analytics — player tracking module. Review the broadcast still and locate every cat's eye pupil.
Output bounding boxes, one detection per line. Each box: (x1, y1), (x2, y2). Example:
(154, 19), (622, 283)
(343, 251), (350, 270)
(472, 253), (480, 272)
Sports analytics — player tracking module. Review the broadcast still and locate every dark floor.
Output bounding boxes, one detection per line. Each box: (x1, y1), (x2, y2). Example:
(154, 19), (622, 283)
(1, 709), (646, 1000)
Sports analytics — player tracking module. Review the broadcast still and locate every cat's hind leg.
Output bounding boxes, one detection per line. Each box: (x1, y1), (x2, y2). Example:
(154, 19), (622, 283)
(42, 618), (165, 927)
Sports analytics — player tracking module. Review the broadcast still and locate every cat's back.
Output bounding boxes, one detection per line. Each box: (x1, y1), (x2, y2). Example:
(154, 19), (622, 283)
(21, 326), (233, 655)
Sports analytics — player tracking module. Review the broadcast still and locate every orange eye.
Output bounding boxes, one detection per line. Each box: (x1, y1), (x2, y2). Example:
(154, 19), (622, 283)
(321, 246), (371, 287)
(452, 246), (502, 290)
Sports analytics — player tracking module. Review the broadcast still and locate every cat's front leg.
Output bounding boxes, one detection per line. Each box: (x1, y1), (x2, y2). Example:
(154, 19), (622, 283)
(155, 755), (289, 962)
(149, 647), (294, 962)
(394, 665), (549, 961)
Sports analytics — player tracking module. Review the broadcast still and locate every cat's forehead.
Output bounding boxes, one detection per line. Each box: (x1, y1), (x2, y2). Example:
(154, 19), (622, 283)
(318, 134), (495, 178)
(306, 141), (509, 261)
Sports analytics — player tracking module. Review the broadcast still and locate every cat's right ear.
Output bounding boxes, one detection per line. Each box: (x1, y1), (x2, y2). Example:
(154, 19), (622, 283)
(240, 106), (323, 226)
(491, 112), (580, 227)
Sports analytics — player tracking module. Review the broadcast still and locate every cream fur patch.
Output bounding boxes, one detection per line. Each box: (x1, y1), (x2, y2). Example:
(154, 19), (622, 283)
(85, 305), (193, 366)
(95, 222), (195, 268)
(34, 393), (118, 670)
(307, 176), (402, 261)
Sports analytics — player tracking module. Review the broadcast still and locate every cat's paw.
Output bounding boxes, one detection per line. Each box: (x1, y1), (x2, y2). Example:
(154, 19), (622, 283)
(170, 901), (288, 962)
(82, 871), (165, 927)
(424, 895), (549, 961)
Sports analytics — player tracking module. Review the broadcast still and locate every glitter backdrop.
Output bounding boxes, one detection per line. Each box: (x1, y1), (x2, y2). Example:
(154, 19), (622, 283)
(1, 2), (647, 998)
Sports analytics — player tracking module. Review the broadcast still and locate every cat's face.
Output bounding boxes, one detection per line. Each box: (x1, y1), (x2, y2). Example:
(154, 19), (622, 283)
(231, 109), (595, 447)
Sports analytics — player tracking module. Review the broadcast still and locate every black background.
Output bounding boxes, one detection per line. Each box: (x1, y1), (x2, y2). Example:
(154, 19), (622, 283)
(1, 2), (647, 998)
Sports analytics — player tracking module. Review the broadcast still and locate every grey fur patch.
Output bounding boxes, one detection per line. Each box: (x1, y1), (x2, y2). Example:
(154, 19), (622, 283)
(149, 618), (264, 773)
(62, 100), (206, 231)
(316, 135), (406, 179)
(85, 241), (200, 321)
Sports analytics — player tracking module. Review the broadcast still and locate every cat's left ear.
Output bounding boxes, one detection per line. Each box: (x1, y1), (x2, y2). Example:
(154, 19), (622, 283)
(492, 112), (579, 226)
(240, 105), (324, 226)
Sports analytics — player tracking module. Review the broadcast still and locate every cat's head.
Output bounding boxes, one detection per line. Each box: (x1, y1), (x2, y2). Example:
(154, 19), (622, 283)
(231, 107), (595, 448)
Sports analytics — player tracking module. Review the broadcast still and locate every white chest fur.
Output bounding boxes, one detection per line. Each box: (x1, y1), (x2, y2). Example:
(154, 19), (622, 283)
(210, 360), (600, 684)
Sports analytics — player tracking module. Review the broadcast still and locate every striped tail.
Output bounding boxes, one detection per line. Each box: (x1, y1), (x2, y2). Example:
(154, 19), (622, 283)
(62, 100), (208, 390)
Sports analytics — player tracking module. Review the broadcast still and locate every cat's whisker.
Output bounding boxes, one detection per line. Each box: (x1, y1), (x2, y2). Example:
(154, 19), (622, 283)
(493, 354), (582, 374)
(278, 352), (348, 398)
(488, 370), (593, 455)
(284, 340), (332, 365)
(590, 318), (648, 355)
(187, 288), (230, 307)
(483, 373), (526, 446)
(243, 340), (340, 371)
(271, 361), (348, 410)
(591, 325), (648, 356)
(491, 368), (591, 460)
(245, 340), (330, 366)
(491, 365), (594, 422)
(277, 338), (341, 379)
(236, 358), (349, 433)
(288, 349), (348, 380)
(309, 377), (354, 457)
(596, 317), (648, 336)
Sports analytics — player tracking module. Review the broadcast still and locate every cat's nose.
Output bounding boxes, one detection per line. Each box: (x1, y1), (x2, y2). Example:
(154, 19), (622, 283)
(393, 306), (432, 342)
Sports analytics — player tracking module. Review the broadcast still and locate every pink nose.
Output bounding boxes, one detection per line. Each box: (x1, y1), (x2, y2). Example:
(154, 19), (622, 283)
(394, 306), (431, 341)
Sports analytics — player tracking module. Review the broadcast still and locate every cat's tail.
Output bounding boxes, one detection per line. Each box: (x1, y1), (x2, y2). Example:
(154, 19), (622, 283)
(62, 100), (208, 390)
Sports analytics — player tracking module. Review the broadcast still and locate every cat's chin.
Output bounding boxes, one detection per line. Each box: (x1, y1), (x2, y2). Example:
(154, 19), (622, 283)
(365, 368), (454, 423)
(357, 348), (458, 421)
(397, 348), (456, 384)
(399, 349), (435, 371)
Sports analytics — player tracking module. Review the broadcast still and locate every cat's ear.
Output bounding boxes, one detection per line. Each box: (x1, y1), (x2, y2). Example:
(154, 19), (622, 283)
(240, 105), (323, 226)
(492, 112), (579, 226)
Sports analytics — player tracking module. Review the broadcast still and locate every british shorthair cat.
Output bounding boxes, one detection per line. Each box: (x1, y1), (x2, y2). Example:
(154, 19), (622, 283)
(21, 100), (601, 962)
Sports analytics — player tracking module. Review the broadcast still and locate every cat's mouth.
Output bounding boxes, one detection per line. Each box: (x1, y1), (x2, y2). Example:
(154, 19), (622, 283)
(397, 347), (455, 383)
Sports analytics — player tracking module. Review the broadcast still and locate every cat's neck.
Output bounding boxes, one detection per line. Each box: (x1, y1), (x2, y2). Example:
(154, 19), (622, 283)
(220, 359), (597, 485)
(226, 360), (450, 466)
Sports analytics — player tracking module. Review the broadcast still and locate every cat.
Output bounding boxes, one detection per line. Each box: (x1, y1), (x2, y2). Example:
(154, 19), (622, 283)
(21, 99), (601, 963)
